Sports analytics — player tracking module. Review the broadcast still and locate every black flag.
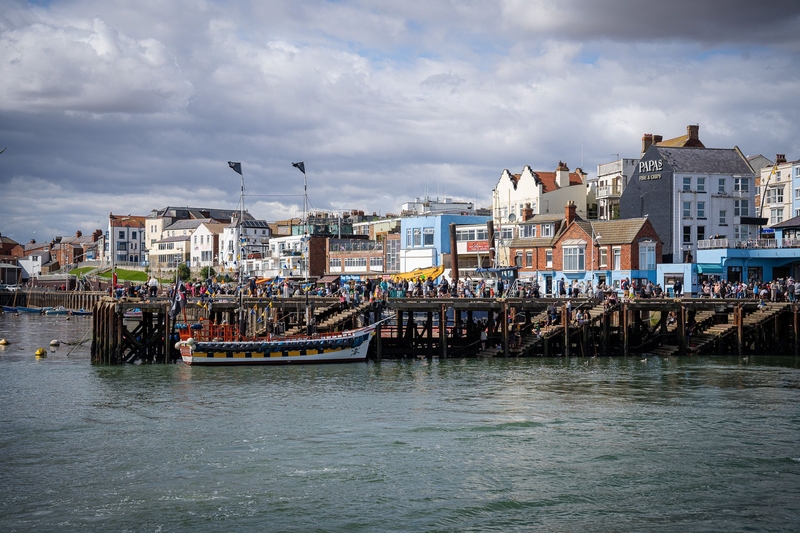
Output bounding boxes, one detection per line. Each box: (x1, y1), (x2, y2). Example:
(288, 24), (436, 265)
(292, 161), (305, 175)
(169, 280), (187, 319)
(228, 161), (242, 175)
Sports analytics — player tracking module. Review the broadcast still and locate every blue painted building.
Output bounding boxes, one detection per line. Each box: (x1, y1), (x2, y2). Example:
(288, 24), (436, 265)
(399, 214), (491, 273)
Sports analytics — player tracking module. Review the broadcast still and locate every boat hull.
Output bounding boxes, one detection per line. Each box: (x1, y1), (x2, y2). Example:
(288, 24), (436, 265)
(2, 306), (18, 314)
(180, 328), (375, 366)
(17, 307), (42, 314)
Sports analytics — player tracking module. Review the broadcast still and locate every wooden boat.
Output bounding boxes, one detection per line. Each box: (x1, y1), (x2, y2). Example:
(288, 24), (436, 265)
(45, 306), (69, 315)
(17, 306), (43, 314)
(177, 319), (380, 366)
(70, 309), (92, 316)
(2, 305), (18, 314)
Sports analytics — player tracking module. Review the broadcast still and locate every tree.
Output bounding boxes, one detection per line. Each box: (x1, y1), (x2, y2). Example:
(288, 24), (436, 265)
(200, 266), (216, 280)
(177, 263), (190, 281)
(612, 204), (621, 220)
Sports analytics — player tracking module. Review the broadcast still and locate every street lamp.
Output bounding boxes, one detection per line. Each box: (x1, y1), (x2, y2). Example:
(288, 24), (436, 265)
(591, 232), (602, 289)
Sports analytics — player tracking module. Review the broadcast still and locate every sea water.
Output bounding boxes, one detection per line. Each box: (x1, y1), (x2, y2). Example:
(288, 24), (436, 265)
(1, 313), (799, 532)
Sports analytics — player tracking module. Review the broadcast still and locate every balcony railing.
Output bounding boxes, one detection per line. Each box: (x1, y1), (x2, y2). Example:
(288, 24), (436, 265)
(596, 185), (622, 198)
(697, 238), (800, 250)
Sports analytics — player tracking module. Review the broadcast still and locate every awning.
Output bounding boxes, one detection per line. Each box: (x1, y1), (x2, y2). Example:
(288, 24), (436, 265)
(318, 275), (340, 284)
(696, 263), (723, 275)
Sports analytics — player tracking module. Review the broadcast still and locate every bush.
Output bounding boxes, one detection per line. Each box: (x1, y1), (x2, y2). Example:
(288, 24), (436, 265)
(200, 266), (216, 280)
(177, 263), (191, 281)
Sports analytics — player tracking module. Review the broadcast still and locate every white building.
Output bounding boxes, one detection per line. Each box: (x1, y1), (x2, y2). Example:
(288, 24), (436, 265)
(220, 217), (272, 278)
(190, 222), (227, 269)
(595, 158), (638, 221)
(492, 161), (588, 265)
(107, 213), (146, 267)
(757, 154), (793, 226)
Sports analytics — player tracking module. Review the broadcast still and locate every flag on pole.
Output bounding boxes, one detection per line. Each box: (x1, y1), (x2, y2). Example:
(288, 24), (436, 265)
(169, 279), (187, 319)
(292, 161), (305, 175)
(228, 161), (242, 175)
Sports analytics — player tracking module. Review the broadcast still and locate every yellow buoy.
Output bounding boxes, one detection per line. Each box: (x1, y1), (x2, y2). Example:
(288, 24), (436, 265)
(0, 338), (9, 345)
(35, 348), (47, 357)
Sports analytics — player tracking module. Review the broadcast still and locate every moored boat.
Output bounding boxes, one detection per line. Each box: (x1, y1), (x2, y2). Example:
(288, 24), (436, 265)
(2, 305), (18, 314)
(17, 306), (43, 314)
(45, 306), (69, 315)
(177, 319), (379, 365)
(70, 309), (92, 316)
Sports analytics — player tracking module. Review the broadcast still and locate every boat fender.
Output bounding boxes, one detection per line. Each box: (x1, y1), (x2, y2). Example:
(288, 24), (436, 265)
(186, 338), (197, 347)
(35, 348), (47, 357)
(190, 323), (203, 330)
(0, 338), (9, 345)
(49, 339), (60, 346)
(174, 341), (182, 350)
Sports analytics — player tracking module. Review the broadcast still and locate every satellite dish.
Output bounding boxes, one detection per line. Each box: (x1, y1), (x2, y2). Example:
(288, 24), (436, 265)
(508, 213), (517, 222)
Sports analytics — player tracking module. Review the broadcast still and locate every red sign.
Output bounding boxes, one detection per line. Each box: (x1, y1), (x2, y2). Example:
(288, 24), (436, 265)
(466, 241), (490, 252)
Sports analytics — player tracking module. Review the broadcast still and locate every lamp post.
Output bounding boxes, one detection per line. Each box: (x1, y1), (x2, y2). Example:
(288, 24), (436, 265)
(591, 231), (602, 290)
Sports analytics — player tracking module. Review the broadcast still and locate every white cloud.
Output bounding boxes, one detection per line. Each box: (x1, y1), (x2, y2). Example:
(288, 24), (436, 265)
(1, 0), (799, 244)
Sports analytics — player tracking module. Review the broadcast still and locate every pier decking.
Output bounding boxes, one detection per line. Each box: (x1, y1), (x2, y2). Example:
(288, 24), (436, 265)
(78, 294), (800, 364)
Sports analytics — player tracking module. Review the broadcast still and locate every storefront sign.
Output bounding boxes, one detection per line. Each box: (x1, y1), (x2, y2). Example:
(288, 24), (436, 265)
(467, 241), (490, 252)
(639, 173), (662, 181)
(638, 159), (664, 173)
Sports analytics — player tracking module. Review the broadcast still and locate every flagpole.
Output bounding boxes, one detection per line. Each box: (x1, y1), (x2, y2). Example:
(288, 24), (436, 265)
(228, 161), (246, 339)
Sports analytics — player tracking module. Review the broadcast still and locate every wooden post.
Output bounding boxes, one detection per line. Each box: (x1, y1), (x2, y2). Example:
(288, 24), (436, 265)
(563, 303), (570, 358)
(439, 304), (447, 359)
(376, 323), (382, 361)
(794, 303), (799, 357)
(737, 304), (744, 356)
(677, 304), (686, 355)
(426, 311), (433, 358)
(602, 308), (610, 357)
(620, 303), (627, 357)
(502, 300), (509, 357)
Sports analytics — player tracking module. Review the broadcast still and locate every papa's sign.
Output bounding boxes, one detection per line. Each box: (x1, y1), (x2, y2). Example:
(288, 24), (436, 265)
(639, 159), (664, 173)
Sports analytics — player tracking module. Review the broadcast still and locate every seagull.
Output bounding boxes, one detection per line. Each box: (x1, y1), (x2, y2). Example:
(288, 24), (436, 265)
(640, 358), (648, 363)
(0, 147), (6, 155)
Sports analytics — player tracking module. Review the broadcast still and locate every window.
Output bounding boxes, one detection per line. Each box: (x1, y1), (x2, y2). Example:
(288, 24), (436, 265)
(369, 257), (383, 270)
(719, 210), (727, 225)
(563, 246), (585, 271)
(119, 231), (125, 239)
(525, 251), (532, 267)
(697, 201), (705, 218)
(734, 225), (749, 240)
(521, 225), (537, 238)
(541, 224), (553, 237)
(194, 236), (197, 244)
(546, 250), (553, 268)
(599, 248), (608, 268)
(501, 227), (513, 240)
(639, 242), (656, 270)
(795, 167), (800, 178)
(456, 229), (475, 241)
(734, 177), (749, 192)
(683, 201), (692, 218)
(423, 228), (434, 246)
(718, 178), (726, 194)
(683, 226), (692, 243)
(697, 226), (705, 241)
(405, 229), (412, 247)
(734, 199), (749, 217)
(766, 186), (784, 204)
(795, 188), (800, 200)
(696, 177), (706, 192)
(131, 231), (137, 239)
(770, 207), (784, 225)
(413, 228), (421, 247)
(613, 248), (621, 270)
(514, 252), (522, 267)
(475, 229), (488, 240)
(683, 177), (691, 191)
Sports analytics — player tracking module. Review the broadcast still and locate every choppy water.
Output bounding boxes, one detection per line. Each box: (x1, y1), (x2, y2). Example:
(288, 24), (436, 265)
(1, 313), (799, 532)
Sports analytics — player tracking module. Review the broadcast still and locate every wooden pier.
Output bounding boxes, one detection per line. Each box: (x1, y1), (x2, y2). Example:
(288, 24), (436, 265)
(83, 294), (800, 364)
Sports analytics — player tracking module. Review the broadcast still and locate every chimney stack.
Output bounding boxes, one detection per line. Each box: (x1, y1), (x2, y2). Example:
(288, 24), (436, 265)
(688, 124), (699, 140)
(522, 202), (534, 222)
(565, 201), (577, 226)
(642, 134), (654, 154)
(556, 161), (570, 188)
(776, 154), (787, 164)
(75, 230), (82, 238)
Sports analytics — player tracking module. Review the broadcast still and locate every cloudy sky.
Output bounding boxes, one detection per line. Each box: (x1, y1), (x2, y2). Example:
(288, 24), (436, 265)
(2, 0), (799, 245)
